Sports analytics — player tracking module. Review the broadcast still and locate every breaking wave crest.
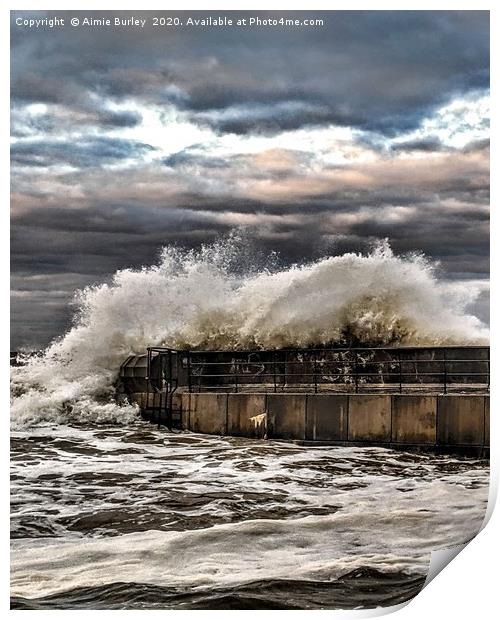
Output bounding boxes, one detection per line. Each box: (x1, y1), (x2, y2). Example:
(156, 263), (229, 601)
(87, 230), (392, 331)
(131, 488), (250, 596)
(10, 236), (488, 428)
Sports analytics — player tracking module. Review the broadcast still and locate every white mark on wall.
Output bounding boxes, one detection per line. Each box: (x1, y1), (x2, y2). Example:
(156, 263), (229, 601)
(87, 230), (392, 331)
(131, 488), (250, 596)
(249, 413), (267, 429)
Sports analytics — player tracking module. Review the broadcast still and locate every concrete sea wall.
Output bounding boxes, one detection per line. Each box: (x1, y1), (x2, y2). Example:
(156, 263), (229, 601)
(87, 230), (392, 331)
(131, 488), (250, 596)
(175, 392), (489, 456)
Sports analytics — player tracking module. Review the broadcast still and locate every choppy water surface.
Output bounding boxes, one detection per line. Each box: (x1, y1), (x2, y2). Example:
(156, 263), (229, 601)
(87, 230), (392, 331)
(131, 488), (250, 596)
(11, 422), (489, 609)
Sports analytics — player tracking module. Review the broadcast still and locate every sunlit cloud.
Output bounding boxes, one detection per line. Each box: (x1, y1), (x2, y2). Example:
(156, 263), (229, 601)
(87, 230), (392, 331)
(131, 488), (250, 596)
(391, 92), (489, 150)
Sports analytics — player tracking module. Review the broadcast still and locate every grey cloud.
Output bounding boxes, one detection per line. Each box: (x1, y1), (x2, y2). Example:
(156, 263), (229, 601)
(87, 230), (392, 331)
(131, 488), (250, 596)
(162, 149), (230, 169)
(11, 103), (142, 139)
(463, 138), (490, 153)
(12, 188), (488, 276)
(391, 136), (491, 155)
(191, 101), (356, 136)
(98, 109), (142, 127)
(391, 136), (447, 153)
(11, 136), (155, 168)
(11, 294), (73, 351)
(11, 10), (489, 136)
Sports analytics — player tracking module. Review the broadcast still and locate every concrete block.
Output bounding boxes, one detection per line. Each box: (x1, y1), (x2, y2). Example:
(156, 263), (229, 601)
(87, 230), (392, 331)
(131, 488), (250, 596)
(485, 397), (490, 446)
(306, 394), (348, 441)
(188, 393), (228, 435)
(437, 395), (485, 446)
(181, 393), (191, 430)
(266, 394), (306, 440)
(348, 394), (391, 442)
(392, 395), (437, 444)
(227, 394), (267, 438)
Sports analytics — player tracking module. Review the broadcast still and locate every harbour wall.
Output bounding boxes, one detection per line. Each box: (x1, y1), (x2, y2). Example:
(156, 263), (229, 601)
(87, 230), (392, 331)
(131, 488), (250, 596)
(132, 391), (490, 456)
(131, 392), (490, 456)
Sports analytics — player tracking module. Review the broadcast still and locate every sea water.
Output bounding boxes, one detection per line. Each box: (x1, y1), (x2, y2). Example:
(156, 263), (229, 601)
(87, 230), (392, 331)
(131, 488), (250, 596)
(10, 425), (489, 609)
(10, 237), (489, 609)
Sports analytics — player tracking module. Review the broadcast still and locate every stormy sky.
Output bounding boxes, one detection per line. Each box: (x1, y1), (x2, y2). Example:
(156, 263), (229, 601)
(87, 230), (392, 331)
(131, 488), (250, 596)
(11, 10), (489, 349)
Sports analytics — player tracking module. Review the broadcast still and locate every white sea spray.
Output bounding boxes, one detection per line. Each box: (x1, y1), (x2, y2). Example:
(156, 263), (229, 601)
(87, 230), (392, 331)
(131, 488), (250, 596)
(10, 237), (488, 428)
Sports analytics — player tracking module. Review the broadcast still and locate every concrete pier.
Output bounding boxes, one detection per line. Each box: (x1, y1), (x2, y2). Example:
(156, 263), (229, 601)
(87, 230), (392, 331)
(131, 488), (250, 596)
(164, 392), (489, 456)
(121, 346), (489, 456)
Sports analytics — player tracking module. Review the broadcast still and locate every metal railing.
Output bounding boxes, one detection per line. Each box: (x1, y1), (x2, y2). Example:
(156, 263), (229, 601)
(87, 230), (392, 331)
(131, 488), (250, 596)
(146, 347), (179, 429)
(147, 346), (489, 395)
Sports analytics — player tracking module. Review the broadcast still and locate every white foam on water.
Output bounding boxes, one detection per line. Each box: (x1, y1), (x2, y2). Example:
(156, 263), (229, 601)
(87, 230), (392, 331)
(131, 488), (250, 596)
(10, 236), (488, 428)
(10, 498), (485, 599)
(10, 428), (489, 599)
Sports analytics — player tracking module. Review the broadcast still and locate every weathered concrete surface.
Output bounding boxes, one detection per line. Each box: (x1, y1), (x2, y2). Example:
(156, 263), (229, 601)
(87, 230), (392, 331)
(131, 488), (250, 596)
(392, 396), (437, 444)
(181, 393), (191, 430)
(349, 395), (391, 442)
(136, 390), (487, 452)
(227, 394), (267, 438)
(172, 393), (183, 409)
(306, 394), (348, 441)
(485, 397), (490, 446)
(187, 393), (228, 435)
(267, 394), (306, 440)
(438, 395), (485, 446)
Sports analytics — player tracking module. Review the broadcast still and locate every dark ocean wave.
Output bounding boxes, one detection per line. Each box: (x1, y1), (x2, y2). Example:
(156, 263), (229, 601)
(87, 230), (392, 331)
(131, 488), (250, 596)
(11, 568), (426, 610)
(11, 427), (488, 609)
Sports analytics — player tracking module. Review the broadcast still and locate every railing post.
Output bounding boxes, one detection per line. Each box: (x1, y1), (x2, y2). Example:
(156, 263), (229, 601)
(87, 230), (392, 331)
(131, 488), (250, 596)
(159, 352), (165, 429)
(146, 348), (152, 418)
(486, 347), (490, 392)
(354, 351), (359, 394)
(487, 347), (490, 392)
(398, 350), (402, 394)
(167, 350), (173, 429)
(187, 350), (192, 393)
(313, 353), (318, 394)
(273, 352), (277, 393)
(443, 349), (447, 394)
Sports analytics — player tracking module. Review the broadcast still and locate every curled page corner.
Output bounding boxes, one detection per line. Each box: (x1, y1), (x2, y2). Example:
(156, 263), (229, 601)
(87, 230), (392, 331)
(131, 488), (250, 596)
(419, 464), (496, 593)
(368, 540), (478, 617)
(423, 542), (469, 589)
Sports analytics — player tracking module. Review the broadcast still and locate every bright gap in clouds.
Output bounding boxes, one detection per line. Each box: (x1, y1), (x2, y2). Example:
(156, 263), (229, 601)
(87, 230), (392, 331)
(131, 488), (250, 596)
(11, 90), (489, 173)
(108, 90), (489, 167)
(105, 100), (381, 167)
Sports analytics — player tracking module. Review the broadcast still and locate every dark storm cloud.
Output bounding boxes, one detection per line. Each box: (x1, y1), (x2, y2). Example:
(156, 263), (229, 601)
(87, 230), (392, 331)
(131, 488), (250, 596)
(12, 178), (489, 275)
(11, 10), (489, 136)
(190, 102), (357, 136)
(99, 110), (142, 127)
(390, 136), (491, 155)
(11, 136), (155, 168)
(162, 149), (229, 170)
(391, 136), (447, 153)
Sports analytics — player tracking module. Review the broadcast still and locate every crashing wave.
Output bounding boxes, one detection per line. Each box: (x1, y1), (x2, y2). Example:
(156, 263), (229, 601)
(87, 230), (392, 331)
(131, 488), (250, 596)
(10, 236), (488, 428)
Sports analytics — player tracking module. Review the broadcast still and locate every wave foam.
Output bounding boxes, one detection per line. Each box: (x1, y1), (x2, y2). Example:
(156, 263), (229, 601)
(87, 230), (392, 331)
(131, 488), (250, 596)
(10, 236), (488, 428)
